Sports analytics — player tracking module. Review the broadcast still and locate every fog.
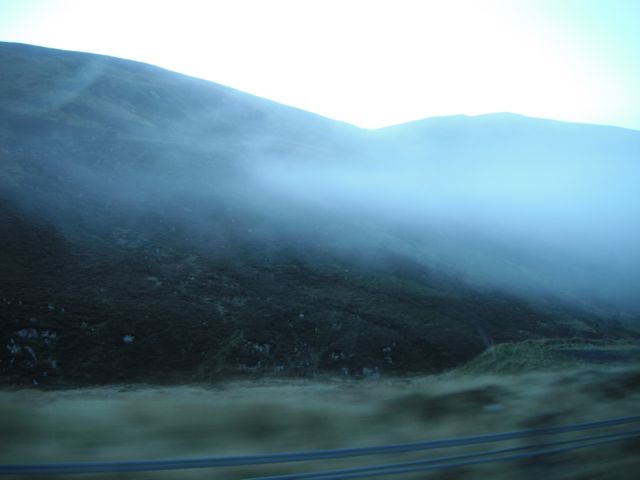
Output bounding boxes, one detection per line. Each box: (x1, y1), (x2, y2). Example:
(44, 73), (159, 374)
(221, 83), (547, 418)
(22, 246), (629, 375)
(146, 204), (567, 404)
(242, 115), (640, 312)
(7, 113), (640, 314)
(3, 43), (640, 317)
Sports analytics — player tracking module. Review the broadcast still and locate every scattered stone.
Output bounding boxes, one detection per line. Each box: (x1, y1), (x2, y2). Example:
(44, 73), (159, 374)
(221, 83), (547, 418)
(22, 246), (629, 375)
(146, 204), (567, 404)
(362, 367), (380, 379)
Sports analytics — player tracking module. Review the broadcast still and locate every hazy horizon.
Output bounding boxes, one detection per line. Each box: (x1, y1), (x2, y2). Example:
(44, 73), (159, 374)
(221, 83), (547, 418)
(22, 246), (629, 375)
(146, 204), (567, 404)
(3, 39), (640, 135)
(1, 0), (638, 131)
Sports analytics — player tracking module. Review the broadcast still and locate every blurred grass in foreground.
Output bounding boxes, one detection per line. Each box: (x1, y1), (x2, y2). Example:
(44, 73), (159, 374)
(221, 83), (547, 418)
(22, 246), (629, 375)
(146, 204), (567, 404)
(1, 340), (639, 479)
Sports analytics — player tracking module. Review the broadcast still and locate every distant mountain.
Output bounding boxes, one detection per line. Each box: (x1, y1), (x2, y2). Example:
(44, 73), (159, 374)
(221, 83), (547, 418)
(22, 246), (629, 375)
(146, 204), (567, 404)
(1, 42), (638, 385)
(367, 112), (640, 307)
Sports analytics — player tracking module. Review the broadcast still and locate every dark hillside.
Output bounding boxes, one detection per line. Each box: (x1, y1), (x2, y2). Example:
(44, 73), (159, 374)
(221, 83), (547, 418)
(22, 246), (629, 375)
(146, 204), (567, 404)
(1, 42), (638, 385)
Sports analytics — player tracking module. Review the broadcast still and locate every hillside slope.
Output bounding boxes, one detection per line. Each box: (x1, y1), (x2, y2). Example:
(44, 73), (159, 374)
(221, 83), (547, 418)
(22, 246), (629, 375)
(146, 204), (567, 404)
(1, 42), (638, 385)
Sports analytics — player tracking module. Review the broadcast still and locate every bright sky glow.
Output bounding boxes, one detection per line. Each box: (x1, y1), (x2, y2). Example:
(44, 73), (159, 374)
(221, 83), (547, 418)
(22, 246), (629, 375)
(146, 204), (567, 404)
(0, 0), (638, 130)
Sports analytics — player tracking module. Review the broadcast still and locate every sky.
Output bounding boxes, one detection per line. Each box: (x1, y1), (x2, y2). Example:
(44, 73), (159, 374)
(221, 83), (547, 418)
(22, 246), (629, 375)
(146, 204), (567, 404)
(0, 0), (638, 130)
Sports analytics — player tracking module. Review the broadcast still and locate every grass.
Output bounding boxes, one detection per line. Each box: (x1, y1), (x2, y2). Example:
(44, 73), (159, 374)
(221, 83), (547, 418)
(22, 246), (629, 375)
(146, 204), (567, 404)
(456, 338), (640, 374)
(1, 345), (639, 479)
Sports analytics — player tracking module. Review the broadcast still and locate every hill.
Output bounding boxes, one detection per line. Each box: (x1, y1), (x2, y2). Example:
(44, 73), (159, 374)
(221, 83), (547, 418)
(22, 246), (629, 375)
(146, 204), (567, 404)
(1, 42), (639, 385)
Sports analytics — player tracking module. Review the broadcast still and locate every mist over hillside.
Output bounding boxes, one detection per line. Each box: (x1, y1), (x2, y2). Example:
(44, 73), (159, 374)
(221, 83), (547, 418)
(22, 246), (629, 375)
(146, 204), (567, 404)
(1, 42), (639, 384)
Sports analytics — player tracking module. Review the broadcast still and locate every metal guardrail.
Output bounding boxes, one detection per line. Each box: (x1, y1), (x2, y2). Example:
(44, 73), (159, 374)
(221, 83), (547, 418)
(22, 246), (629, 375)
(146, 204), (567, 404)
(253, 429), (640, 479)
(1, 415), (638, 477)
